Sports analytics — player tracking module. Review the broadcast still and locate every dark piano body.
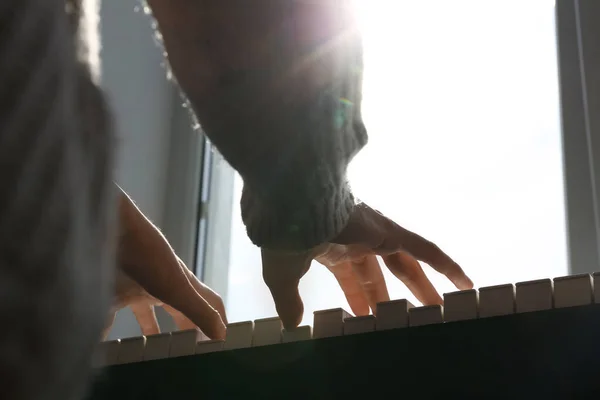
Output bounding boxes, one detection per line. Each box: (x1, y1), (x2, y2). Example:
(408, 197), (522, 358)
(87, 303), (600, 400)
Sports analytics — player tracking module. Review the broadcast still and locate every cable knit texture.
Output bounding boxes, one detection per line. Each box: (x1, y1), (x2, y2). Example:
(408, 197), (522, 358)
(238, 3), (368, 250)
(239, 86), (367, 251)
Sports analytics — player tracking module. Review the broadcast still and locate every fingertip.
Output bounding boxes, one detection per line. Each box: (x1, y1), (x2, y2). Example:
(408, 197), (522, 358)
(455, 275), (474, 290)
(447, 262), (474, 290)
(215, 320), (227, 341)
(278, 299), (304, 331)
(191, 305), (227, 340)
(266, 279), (305, 331)
(205, 314), (227, 340)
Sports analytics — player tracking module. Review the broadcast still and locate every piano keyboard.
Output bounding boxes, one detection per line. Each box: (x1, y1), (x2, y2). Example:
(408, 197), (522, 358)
(93, 272), (600, 367)
(87, 272), (600, 399)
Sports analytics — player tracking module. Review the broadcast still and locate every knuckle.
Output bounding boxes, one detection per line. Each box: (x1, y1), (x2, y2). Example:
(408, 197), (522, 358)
(415, 236), (439, 254)
(424, 240), (440, 253)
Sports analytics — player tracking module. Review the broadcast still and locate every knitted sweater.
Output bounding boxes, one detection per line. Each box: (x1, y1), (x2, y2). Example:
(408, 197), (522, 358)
(0, 1), (116, 399)
(151, 0), (368, 251)
(238, 3), (368, 251)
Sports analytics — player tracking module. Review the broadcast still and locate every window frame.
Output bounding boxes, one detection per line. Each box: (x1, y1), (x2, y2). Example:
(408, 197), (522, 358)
(556, 0), (600, 274)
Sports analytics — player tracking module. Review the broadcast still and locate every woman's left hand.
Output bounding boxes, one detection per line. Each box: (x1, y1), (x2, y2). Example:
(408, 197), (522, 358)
(103, 190), (228, 340)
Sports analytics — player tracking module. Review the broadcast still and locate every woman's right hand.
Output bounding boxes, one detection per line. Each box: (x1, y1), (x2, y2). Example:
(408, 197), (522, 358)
(261, 201), (474, 329)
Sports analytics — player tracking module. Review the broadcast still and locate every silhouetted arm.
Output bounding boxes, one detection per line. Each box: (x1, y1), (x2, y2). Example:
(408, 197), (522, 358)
(149, 0), (368, 250)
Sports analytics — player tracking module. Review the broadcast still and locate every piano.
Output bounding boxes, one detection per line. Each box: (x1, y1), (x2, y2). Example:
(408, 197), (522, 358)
(86, 272), (600, 399)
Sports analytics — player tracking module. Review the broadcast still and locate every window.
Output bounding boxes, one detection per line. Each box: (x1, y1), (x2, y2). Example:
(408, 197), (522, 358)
(200, 0), (599, 326)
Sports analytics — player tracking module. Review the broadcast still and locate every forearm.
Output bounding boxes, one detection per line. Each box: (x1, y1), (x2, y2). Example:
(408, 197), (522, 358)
(237, 91), (368, 251)
(192, 54), (368, 251)
(148, 0), (368, 250)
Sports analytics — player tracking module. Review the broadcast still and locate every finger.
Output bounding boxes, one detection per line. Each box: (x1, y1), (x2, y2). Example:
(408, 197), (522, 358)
(164, 283), (226, 340)
(101, 311), (117, 341)
(118, 192), (226, 339)
(261, 249), (311, 330)
(129, 266), (226, 340)
(163, 304), (197, 331)
(382, 252), (443, 306)
(130, 303), (161, 336)
(120, 246), (226, 339)
(382, 224), (473, 290)
(179, 257), (228, 324)
(328, 261), (370, 316)
(146, 258), (226, 339)
(350, 255), (390, 313)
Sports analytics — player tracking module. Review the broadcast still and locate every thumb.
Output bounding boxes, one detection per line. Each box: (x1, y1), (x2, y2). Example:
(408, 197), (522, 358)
(261, 249), (313, 330)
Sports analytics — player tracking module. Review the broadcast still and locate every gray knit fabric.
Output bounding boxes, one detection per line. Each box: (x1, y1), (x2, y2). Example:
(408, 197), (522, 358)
(0, 0), (115, 399)
(180, 2), (368, 250)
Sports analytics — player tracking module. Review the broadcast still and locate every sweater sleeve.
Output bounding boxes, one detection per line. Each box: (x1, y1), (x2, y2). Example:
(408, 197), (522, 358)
(189, 1), (368, 251)
(238, 85), (368, 251)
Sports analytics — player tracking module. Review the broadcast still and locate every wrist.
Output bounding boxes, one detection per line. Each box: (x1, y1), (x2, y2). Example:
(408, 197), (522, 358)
(241, 180), (356, 251)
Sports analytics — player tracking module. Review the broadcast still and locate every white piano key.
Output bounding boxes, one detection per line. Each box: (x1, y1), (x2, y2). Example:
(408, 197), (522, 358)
(553, 274), (593, 308)
(252, 317), (283, 347)
(516, 278), (553, 313)
(143, 332), (171, 361)
(313, 308), (352, 339)
(409, 305), (443, 327)
(444, 289), (478, 322)
(224, 321), (254, 350)
(375, 299), (414, 331)
(282, 325), (312, 343)
(343, 315), (376, 335)
(117, 336), (146, 364)
(92, 339), (120, 368)
(169, 329), (203, 358)
(479, 284), (515, 318)
(593, 272), (600, 303)
(195, 340), (225, 355)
